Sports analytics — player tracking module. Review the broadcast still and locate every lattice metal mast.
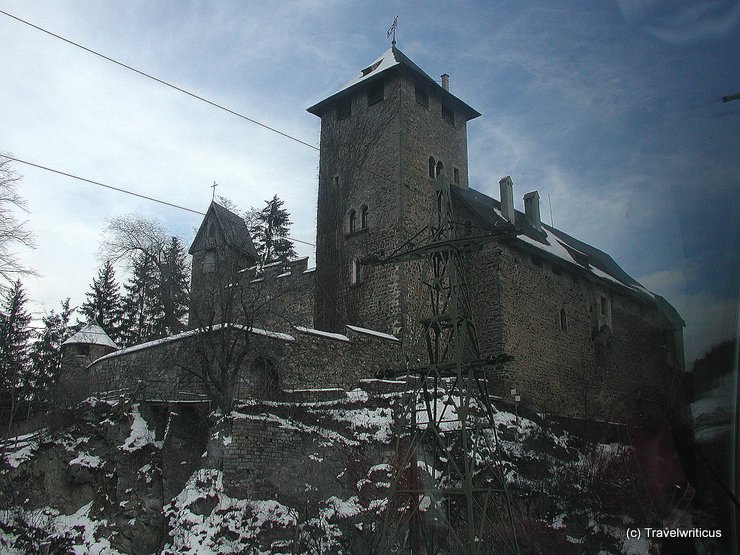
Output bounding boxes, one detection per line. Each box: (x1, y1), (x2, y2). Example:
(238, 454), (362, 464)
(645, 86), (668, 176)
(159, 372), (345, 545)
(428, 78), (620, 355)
(377, 175), (520, 554)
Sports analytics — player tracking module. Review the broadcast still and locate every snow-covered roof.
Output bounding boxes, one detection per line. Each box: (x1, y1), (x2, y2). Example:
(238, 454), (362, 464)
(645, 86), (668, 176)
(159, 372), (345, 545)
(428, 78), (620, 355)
(91, 325), (294, 365)
(307, 46), (480, 121)
(451, 186), (659, 302)
(346, 325), (399, 342)
(336, 48), (400, 95)
(63, 322), (118, 349)
(294, 326), (350, 342)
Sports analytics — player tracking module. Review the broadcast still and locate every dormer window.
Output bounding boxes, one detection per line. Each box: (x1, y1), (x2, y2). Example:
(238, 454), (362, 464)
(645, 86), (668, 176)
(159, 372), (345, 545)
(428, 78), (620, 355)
(442, 104), (455, 126)
(367, 81), (384, 106)
(337, 96), (351, 121)
(361, 60), (382, 77)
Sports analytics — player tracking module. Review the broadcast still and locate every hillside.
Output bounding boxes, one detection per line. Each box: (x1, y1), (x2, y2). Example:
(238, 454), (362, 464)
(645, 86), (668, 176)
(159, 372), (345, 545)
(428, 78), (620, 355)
(0, 387), (712, 554)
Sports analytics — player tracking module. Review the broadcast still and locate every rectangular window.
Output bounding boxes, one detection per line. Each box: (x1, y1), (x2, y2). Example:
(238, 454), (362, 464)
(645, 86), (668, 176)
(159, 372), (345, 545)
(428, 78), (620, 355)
(415, 83), (429, 107)
(367, 81), (384, 106)
(453, 167), (460, 184)
(442, 104), (455, 126)
(203, 251), (216, 273)
(337, 96), (351, 120)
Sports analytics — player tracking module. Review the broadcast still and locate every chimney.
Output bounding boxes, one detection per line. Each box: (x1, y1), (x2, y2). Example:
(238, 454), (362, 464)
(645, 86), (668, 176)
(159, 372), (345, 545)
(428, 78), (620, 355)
(441, 73), (449, 91)
(499, 176), (514, 223)
(523, 191), (542, 232)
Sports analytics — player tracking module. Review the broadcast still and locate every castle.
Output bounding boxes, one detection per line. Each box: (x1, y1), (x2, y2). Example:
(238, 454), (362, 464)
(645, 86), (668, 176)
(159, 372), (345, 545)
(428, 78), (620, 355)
(65, 46), (684, 423)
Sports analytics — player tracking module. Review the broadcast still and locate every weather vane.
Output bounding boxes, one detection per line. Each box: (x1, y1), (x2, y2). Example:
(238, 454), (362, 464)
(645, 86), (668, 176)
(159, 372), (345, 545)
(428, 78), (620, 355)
(387, 15), (398, 47)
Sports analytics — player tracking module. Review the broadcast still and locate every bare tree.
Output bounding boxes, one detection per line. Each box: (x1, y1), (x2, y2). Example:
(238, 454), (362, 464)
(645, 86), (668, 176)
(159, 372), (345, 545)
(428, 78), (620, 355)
(0, 156), (36, 290)
(101, 215), (190, 336)
(101, 214), (168, 269)
(182, 255), (293, 413)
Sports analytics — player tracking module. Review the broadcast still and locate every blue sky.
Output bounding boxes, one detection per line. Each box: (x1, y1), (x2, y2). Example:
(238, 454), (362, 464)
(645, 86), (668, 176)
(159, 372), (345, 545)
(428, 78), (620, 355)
(0, 0), (737, 364)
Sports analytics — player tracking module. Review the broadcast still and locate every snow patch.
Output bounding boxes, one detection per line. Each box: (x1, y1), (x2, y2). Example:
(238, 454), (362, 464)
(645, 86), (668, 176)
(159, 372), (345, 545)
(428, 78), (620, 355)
(120, 404), (163, 452)
(69, 452), (103, 469)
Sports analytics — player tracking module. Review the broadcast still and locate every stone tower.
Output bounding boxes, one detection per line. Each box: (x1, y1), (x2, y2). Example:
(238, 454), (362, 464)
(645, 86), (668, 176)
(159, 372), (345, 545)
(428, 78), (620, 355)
(308, 47), (480, 341)
(59, 321), (118, 405)
(188, 201), (258, 326)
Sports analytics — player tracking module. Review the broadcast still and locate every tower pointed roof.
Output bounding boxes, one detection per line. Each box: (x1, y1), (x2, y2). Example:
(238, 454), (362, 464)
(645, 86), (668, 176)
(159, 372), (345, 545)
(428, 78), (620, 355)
(307, 46), (480, 121)
(189, 201), (258, 259)
(62, 321), (118, 349)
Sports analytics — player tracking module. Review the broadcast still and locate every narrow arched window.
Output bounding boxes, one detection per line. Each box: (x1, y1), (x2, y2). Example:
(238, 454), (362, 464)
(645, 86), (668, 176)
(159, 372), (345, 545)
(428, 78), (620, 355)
(559, 308), (568, 331)
(361, 205), (369, 229)
(351, 259), (362, 285)
(436, 160), (444, 177)
(428, 157), (436, 178)
(347, 209), (356, 234)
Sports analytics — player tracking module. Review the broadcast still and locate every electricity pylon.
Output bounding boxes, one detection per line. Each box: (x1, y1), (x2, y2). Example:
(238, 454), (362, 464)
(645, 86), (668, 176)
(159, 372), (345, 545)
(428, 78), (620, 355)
(376, 175), (520, 554)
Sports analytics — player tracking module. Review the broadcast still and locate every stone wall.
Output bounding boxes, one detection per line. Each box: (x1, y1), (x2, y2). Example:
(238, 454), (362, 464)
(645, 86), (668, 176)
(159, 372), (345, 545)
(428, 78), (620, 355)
(466, 240), (680, 421)
(238, 257), (316, 332)
(84, 324), (402, 402)
(313, 68), (474, 343)
(224, 416), (303, 498)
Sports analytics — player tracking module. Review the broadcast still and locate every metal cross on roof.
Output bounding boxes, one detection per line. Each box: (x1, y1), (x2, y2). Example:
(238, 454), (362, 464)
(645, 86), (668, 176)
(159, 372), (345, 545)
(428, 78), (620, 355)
(387, 15), (398, 46)
(211, 180), (218, 200)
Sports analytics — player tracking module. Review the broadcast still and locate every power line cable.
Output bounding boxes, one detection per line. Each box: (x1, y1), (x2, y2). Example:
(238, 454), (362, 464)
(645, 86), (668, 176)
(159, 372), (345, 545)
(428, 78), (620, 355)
(0, 154), (316, 247)
(2, 154), (205, 215)
(0, 9), (319, 152)
(0, 9), (402, 190)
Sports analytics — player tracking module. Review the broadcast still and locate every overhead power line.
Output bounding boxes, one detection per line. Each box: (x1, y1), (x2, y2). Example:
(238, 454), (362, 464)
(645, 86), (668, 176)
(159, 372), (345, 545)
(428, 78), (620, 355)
(2, 154), (205, 215)
(0, 9), (319, 152)
(0, 154), (316, 247)
(0, 9), (405, 192)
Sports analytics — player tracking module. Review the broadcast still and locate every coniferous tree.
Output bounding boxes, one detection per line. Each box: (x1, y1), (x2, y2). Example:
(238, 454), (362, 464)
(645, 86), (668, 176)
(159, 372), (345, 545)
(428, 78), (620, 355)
(80, 260), (123, 344)
(157, 236), (189, 336)
(28, 298), (72, 407)
(0, 280), (32, 424)
(119, 254), (159, 347)
(250, 195), (297, 268)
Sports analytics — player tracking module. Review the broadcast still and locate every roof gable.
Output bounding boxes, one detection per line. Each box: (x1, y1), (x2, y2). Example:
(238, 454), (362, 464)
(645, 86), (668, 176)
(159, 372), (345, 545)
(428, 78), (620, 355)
(307, 46), (480, 120)
(189, 202), (258, 259)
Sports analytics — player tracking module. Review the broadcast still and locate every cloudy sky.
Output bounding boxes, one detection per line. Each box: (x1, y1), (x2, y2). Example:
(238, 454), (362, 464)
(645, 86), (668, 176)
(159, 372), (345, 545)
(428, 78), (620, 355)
(0, 0), (737, 365)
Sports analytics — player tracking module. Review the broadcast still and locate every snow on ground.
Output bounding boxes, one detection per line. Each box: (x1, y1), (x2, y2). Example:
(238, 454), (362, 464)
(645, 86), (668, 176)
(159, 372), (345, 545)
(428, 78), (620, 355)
(68, 452), (103, 469)
(120, 403), (163, 452)
(231, 411), (360, 447)
(320, 407), (394, 443)
(164, 468), (297, 554)
(2, 437), (39, 469)
(0, 502), (121, 555)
